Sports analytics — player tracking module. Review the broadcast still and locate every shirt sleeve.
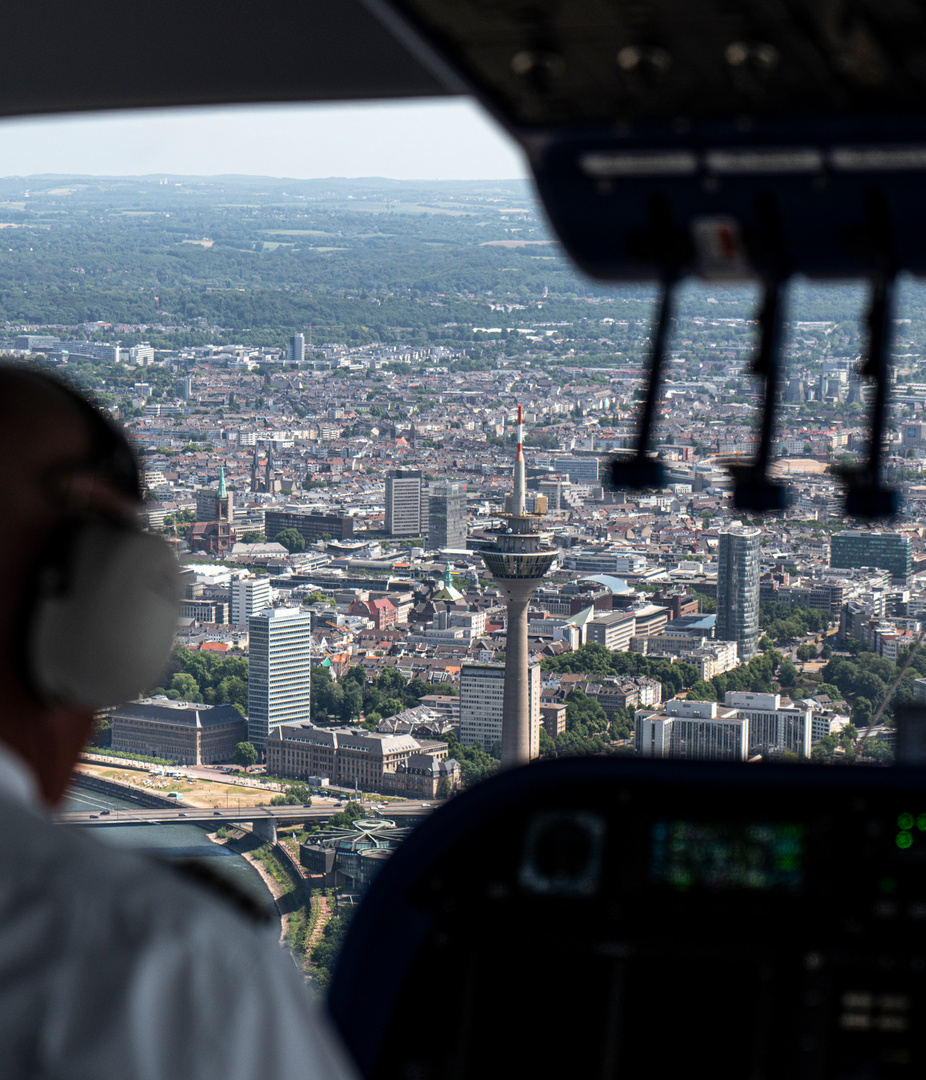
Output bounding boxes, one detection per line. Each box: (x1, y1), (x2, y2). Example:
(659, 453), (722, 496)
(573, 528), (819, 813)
(43, 886), (360, 1080)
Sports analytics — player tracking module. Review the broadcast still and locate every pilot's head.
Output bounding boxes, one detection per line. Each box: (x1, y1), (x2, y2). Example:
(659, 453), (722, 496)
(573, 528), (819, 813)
(0, 366), (144, 804)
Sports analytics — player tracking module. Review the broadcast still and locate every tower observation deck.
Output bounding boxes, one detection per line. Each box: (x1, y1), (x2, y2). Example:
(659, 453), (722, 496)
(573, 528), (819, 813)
(481, 405), (557, 769)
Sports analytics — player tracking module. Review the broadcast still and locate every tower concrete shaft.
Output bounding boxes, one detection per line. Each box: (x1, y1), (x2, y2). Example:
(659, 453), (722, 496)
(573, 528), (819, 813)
(481, 403), (555, 769)
(500, 587), (533, 768)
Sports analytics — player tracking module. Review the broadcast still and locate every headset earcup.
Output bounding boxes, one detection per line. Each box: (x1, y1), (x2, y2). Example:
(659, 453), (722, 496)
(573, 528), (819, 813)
(29, 521), (181, 708)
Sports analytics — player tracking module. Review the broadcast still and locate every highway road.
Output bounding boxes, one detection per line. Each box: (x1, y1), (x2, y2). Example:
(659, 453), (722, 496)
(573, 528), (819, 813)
(57, 800), (433, 827)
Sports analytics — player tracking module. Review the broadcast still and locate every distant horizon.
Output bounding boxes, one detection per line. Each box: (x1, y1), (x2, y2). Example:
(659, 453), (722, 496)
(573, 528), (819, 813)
(0, 100), (530, 182)
(0, 172), (529, 184)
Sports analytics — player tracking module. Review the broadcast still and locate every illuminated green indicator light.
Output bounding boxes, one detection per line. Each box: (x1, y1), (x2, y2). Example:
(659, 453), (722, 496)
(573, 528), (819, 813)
(897, 832), (914, 850)
(899, 813), (915, 831)
(916, 814), (926, 832)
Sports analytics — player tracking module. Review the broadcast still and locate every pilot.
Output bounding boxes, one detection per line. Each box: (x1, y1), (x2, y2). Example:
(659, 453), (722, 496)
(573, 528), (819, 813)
(0, 366), (356, 1080)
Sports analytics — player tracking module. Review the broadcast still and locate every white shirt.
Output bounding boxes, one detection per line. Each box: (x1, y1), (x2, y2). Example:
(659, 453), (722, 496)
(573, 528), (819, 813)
(0, 744), (358, 1080)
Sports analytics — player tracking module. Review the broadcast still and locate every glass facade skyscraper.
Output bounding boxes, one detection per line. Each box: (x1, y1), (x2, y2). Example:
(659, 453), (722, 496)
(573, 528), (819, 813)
(716, 527), (760, 663)
(830, 530), (912, 580)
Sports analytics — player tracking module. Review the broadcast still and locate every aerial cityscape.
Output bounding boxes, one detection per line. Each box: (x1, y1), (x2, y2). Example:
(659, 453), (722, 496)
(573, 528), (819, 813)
(10, 3), (926, 1071)
(5, 172), (924, 787)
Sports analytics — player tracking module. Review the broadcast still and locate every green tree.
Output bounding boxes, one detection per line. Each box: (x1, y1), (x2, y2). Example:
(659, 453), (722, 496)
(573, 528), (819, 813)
(328, 800), (364, 828)
(688, 679), (717, 701)
(311, 667), (343, 724)
(343, 665), (367, 688)
(273, 528), (306, 554)
(233, 741), (258, 767)
(564, 689), (608, 735)
(215, 675), (248, 715)
(778, 659), (799, 687)
(270, 783), (312, 806)
(377, 667), (406, 695)
(309, 907), (355, 991)
(170, 671), (203, 703)
(242, 530), (266, 543)
(539, 727), (557, 756)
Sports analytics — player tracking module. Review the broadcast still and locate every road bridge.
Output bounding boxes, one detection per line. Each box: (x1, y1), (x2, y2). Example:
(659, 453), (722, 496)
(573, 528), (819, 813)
(57, 801), (429, 842)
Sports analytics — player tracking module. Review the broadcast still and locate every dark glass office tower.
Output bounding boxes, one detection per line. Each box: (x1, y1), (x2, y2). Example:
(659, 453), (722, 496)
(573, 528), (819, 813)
(716, 527), (760, 663)
(428, 479), (467, 550)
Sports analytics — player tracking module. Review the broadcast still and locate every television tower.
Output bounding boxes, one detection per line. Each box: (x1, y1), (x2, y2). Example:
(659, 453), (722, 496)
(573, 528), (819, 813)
(481, 405), (557, 768)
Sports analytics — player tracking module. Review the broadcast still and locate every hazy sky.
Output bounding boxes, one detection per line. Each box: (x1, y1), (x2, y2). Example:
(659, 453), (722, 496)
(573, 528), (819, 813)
(0, 99), (529, 181)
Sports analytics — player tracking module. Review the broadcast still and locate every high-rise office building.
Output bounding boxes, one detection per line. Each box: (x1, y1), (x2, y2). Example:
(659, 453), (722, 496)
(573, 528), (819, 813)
(290, 332), (305, 365)
(554, 456), (600, 483)
(265, 509), (355, 544)
(247, 607), (311, 749)
(537, 479), (563, 511)
(724, 692), (812, 759)
(427, 479), (466, 550)
(459, 661), (540, 756)
(716, 527), (760, 662)
(481, 405), (556, 768)
(635, 699), (748, 761)
(830, 530), (912, 580)
(231, 576), (272, 626)
(385, 469), (423, 536)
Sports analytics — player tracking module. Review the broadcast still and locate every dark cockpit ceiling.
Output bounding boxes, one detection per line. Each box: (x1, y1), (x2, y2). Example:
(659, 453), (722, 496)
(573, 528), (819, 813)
(0, 1), (457, 119)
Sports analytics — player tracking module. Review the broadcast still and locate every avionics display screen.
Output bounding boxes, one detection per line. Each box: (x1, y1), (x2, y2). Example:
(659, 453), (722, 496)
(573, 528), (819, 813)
(651, 821), (805, 893)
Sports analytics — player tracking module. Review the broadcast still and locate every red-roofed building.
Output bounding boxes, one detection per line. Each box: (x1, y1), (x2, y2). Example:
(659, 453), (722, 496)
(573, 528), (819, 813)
(348, 597), (398, 632)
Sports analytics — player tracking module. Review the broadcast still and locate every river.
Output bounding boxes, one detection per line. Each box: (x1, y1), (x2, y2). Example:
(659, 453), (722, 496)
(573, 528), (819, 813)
(62, 781), (272, 908)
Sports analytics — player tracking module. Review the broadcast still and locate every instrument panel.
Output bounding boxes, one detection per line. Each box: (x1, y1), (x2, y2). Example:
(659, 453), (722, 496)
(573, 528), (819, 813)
(331, 758), (926, 1078)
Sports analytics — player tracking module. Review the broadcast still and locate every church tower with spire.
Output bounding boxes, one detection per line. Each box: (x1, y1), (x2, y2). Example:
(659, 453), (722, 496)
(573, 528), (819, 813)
(250, 442), (261, 493)
(192, 463), (234, 556)
(264, 442), (274, 494)
(481, 405), (556, 768)
(250, 441), (276, 495)
(217, 465), (232, 522)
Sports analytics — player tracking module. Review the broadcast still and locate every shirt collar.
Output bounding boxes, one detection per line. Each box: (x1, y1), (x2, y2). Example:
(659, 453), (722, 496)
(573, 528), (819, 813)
(0, 741), (43, 809)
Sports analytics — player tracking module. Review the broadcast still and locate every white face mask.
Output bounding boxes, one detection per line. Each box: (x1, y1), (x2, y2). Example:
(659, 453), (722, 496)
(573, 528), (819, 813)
(27, 518), (181, 709)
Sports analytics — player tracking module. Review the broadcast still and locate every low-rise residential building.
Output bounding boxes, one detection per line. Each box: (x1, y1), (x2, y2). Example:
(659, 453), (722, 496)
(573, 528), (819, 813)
(595, 678), (662, 717)
(540, 702), (568, 739)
